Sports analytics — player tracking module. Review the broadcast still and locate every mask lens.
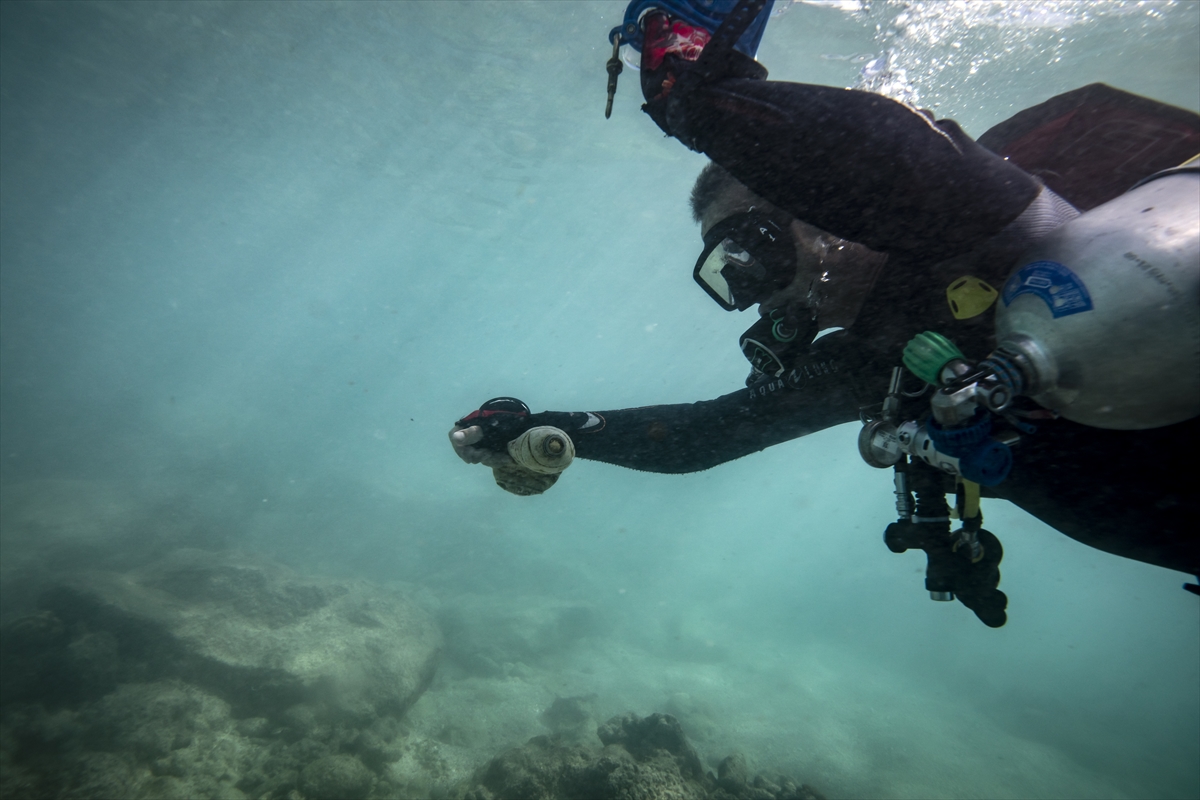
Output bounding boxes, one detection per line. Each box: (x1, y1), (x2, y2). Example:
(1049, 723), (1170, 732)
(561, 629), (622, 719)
(695, 241), (737, 309)
(721, 242), (754, 267)
(694, 212), (798, 311)
(694, 238), (775, 310)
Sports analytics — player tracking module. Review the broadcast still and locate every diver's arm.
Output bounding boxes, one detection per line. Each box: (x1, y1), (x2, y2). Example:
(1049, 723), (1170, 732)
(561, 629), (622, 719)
(450, 333), (882, 475)
(650, 78), (1041, 261)
(452, 392), (848, 474)
(527, 390), (851, 474)
(527, 330), (876, 473)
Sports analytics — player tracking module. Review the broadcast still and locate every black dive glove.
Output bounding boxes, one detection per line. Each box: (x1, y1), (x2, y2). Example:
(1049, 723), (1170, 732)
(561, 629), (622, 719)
(884, 520), (1008, 628)
(454, 397), (535, 453)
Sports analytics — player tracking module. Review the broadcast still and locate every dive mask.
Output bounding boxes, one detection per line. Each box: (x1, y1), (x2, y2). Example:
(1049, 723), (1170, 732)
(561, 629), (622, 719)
(693, 211), (798, 311)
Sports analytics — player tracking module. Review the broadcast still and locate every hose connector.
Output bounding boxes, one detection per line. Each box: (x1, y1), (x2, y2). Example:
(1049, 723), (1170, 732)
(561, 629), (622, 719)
(904, 331), (966, 386)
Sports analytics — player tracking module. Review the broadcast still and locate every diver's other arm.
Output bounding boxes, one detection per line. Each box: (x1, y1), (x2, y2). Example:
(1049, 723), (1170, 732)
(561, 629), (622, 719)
(660, 79), (1040, 262)
(616, 0), (1038, 259)
(625, 1), (1039, 262)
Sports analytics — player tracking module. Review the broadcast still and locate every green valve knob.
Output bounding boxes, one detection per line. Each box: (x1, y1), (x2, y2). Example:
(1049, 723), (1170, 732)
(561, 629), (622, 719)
(903, 331), (964, 385)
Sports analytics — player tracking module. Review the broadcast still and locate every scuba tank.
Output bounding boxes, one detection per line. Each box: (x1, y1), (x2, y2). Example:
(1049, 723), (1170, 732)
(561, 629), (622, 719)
(892, 161), (1199, 439)
(867, 163), (1198, 498)
(993, 162), (1199, 430)
(859, 159), (1198, 624)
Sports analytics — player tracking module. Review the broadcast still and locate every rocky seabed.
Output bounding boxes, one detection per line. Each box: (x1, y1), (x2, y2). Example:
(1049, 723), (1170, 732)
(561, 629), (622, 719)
(1, 549), (824, 800)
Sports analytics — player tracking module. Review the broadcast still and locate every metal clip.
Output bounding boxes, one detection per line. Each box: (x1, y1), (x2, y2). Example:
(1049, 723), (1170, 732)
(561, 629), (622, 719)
(605, 36), (623, 119)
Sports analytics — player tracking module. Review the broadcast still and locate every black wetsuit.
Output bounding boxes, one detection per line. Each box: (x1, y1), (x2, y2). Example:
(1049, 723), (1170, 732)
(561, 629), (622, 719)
(522, 79), (1200, 578)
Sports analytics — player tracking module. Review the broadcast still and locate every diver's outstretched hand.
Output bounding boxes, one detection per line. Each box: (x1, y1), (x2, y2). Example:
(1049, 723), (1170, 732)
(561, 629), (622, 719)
(449, 396), (537, 470)
(449, 400), (564, 496)
(450, 424), (559, 495)
(448, 424), (515, 469)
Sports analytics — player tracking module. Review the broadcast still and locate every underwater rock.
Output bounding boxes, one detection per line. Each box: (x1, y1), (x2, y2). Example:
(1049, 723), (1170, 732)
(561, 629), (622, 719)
(0, 549), (444, 799)
(2, 548), (441, 722)
(438, 594), (609, 676)
(597, 712), (706, 781)
(2, 679), (250, 799)
(0, 480), (232, 625)
(540, 694), (598, 744)
(456, 712), (826, 800)
(302, 753), (376, 799)
(717, 752), (750, 793)
(0, 551), (823, 800)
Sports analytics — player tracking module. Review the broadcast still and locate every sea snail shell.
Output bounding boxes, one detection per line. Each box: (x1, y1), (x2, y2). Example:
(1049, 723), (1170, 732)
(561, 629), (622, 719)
(507, 426), (575, 475)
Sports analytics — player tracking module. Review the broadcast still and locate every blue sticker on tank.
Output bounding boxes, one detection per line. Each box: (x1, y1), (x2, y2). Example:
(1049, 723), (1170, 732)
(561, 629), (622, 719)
(1001, 260), (1093, 318)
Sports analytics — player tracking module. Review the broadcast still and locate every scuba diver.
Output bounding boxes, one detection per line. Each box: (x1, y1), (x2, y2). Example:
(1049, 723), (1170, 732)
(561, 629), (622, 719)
(450, 0), (1200, 627)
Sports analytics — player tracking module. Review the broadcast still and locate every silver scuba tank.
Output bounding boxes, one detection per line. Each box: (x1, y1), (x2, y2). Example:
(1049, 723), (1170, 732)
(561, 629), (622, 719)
(994, 165), (1199, 430)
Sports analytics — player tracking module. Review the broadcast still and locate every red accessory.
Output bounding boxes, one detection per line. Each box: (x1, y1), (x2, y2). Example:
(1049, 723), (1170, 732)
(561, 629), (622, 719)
(642, 12), (711, 72)
(456, 397), (530, 428)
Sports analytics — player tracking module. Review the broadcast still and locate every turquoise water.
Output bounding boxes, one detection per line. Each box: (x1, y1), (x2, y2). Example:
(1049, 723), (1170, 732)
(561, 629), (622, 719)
(1, 1), (1197, 798)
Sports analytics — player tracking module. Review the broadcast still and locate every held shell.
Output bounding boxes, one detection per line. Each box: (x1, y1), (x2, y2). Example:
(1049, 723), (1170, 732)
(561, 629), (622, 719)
(492, 464), (559, 496)
(507, 426), (575, 475)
